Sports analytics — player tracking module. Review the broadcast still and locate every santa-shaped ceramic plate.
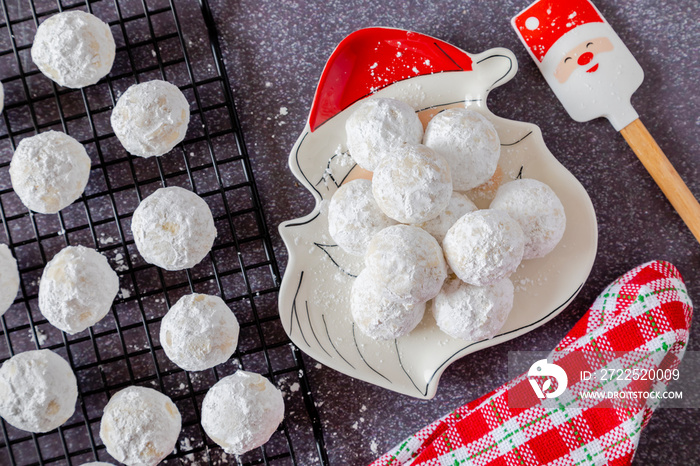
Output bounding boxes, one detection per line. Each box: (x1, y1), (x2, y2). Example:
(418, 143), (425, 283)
(279, 27), (597, 399)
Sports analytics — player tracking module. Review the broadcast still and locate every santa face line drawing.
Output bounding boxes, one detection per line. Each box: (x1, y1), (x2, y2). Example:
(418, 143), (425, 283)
(554, 36), (613, 83)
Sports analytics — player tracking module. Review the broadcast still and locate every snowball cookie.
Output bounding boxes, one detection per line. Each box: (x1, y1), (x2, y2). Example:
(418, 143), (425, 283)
(9, 131), (91, 214)
(345, 97), (423, 171)
(327, 179), (397, 256)
(0, 81), (4, 114)
(31, 11), (115, 89)
(111, 80), (190, 158)
(131, 186), (216, 271)
(423, 108), (500, 191)
(372, 143), (452, 224)
(160, 293), (240, 371)
(417, 191), (478, 244)
(0, 349), (78, 433)
(351, 268), (426, 340)
(433, 276), (514, 341)
(201, 370), (285, 455)
(0, 244), (20, 317)
(39, 245), (119, 335)
(80, 463), (115, 466)
(100, 386), (181, 466)
(365, 224), (447, 305)
(443, 210), (525, 286)
(490, 178), (566, 260)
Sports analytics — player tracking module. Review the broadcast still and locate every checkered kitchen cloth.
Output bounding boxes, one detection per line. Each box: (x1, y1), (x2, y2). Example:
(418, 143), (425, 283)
(371, 260), (693, 466)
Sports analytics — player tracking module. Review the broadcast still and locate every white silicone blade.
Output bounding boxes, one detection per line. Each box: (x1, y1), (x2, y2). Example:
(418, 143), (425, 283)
(511, 0), (644, 131)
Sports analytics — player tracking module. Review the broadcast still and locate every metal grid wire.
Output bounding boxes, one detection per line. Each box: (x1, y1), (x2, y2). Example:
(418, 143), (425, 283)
(0, 0), (328, 464)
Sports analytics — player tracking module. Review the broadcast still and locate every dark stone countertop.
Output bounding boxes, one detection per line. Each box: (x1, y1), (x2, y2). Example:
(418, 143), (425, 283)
(207, 1), (700, 464)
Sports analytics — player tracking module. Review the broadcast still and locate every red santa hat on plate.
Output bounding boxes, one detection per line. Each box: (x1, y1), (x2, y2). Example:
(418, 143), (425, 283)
(308, 28), (473, 132)
(512, 0), (611, 67)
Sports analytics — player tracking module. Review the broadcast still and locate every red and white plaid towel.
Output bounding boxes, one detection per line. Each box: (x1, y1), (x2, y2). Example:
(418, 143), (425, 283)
(371, 260), (693, 466)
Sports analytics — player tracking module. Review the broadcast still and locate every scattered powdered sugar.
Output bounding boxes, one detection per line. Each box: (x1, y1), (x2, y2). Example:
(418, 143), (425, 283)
(9, 131), (91, 214)
(28, 328), (48, 346)
(100, 386), (181, 466)
(31, 11), (115, 88)
(38, 246), (119, 335)
(131, 187), (217, 271)
(0, 350), (78, 433)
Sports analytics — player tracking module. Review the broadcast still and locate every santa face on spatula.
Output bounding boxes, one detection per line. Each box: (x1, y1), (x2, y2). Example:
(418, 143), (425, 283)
(512, 0), (644, 130)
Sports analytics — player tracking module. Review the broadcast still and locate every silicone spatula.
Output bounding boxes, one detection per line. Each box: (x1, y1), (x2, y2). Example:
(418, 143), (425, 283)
(512, 0), (700, 243)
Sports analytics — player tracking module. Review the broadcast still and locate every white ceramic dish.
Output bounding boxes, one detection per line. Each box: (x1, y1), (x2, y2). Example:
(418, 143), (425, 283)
(278, 28), (597, 399)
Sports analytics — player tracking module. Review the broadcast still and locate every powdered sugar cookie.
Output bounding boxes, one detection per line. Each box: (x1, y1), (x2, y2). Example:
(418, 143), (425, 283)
(9, 131), (91, 214)
(31, 11), (115, 88)
(111, 80), (190, 158)
(345, 97), (423, 171)
(433, 276), (514, 341)
(365, 224), (447, 305)
(490, 178), (566, 259)
(328, 179), (397, 256)
(100, 386), (181, 466)
(423, 108), (500, 191)
(0, 350), (78, 433)
(372, 143), (452, 224)
(443, 210), (525, 286)
(160, 293), (240, 371)
(39, 246), (119, 335)
(0, 244), (20, 317)
(131, 187), (216, 271)
(201, 370), (284, 455)
(351, 268), (426, 340)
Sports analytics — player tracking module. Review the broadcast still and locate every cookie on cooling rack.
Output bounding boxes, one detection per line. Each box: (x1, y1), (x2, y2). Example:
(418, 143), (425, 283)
(39, 245), (119, 335)
(31, 11), (116, 89)
(201, 370), (285, 456)
(131, 186), (217, 271)
(111, 80), (190, 158)
(0, 349), (78, 433)
(9, 131), (91, 214)
(160, 293), (240, 371)
(100, 386), (181, 466)
(0, 244), (20, 317)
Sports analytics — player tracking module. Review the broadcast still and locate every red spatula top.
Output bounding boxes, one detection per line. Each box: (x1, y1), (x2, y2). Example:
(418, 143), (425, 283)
(512, 0), (700, 244)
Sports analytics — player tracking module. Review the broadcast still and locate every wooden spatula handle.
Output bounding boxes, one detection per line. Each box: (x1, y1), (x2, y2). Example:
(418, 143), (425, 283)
(620, 118), (700, 243)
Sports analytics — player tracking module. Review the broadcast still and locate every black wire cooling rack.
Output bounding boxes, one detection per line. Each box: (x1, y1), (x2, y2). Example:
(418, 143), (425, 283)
(0, 0), (328, 464)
